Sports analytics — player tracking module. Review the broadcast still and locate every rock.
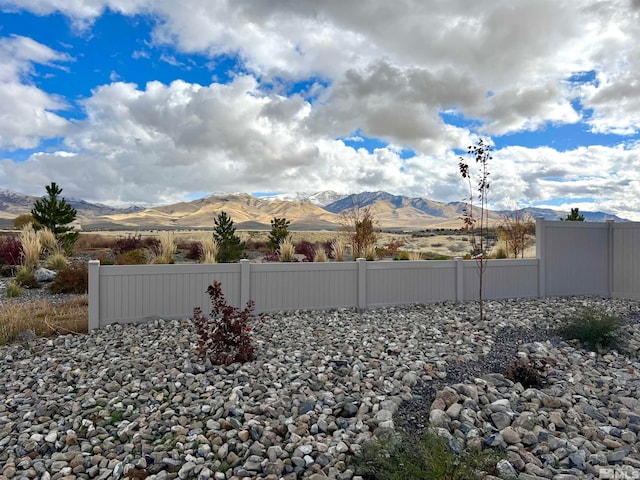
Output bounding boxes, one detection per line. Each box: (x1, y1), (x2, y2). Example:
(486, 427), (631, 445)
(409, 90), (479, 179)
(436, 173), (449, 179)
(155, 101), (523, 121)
(34, 267), (56, 282)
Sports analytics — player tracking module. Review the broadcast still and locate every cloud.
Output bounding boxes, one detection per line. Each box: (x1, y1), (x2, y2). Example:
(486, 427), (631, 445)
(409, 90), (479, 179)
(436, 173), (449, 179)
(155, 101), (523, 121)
(0, 35), (70, 149)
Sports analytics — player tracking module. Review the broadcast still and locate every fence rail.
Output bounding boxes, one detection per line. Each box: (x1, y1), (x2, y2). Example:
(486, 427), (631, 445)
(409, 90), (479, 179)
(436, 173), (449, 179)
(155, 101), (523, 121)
(88, 219), (640, 331)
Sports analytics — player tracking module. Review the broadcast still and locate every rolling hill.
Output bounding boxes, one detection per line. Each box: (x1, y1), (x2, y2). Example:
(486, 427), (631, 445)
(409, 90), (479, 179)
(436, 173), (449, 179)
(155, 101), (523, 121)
(0, 189), (628, 230)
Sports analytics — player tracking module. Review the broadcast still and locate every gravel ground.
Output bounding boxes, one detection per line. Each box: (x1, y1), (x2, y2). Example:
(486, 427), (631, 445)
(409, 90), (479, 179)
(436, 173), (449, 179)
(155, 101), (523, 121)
(1, 296), (639, 479)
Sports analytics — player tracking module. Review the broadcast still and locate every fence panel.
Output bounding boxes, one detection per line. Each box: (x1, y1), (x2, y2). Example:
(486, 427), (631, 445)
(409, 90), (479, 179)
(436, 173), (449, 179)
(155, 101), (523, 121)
(365, 260), (458, 307)
(539, 221), (610, 297)
(94, 263), (241, 328)
(248, 262), (359, 312)
(612, 224), (640, 300)
(462, 259), (539, 300)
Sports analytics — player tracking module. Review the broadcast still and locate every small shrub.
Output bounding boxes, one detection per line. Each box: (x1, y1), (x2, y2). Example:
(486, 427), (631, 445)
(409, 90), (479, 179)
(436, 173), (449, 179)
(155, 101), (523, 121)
(193, 281), (255, 365)
(45, 252), (69, 270)
(15, 265), (39, 289)
(37, 228), (58, 253)
(48, 262), (88, 294)
(314, 246), (328, 262)
(557, 307), (622, 351)
(0, 236), (22, 265)
(396, 251), (410, 260)
(6, 281), (23, 298)
(185, 241), (203, 261)
(331, 238), (346, 262)
(115, 249), (148, 265)
(364, 244), (377, 261)
(408, 251), (423, 261)
(503, 360), (544, 389)
(493, 246), (508, 259)
(13, 213), (36, 230)
(152, 232), (176, 264)
(294, 240), (315, 262)
(262, 250), (279, 262)
(113, 234), (144, 254)
(352, 429), (502, 480)
(279, 237), (297, 262)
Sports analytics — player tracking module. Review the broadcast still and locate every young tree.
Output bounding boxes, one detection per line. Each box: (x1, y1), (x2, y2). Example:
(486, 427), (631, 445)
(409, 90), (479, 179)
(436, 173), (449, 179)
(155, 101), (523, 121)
(268, 217), (291, 250)
(213, 211), (244, 263)
(30, 182), (79, 250)
(459, 138), (492, 321)
(339, 196), (378, 259)
(562, 208), (585, 221)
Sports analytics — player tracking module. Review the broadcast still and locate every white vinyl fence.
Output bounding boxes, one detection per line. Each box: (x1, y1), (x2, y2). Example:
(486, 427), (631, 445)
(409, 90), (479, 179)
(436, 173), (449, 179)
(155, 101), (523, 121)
(88, 219), (640, 330)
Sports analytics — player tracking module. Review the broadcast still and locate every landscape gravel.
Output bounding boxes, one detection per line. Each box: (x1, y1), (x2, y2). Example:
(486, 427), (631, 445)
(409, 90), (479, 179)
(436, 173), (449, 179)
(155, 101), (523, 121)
(1, 296), (640, 479)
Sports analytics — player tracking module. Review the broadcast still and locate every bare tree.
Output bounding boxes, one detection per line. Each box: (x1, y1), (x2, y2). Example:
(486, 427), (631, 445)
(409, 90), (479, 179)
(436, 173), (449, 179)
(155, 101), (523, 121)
(459, 138), (492, 321)
(498, 209), (535, 258)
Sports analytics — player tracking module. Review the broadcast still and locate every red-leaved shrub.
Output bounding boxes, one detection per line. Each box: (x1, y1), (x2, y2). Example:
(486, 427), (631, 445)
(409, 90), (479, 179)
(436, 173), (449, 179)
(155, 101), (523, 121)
(193, 281), (256, 365)
(0, 236), (22, 265)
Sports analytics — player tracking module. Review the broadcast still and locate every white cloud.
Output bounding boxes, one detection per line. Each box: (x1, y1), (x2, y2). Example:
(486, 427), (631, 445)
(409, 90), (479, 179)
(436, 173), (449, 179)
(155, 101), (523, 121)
(0, 35), (70, 149)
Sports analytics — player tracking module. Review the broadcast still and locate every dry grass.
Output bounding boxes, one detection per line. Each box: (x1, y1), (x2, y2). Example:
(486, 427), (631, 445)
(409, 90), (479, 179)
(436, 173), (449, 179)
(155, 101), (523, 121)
(314, 246), (328, 262)
(37, 228), (58, 253)
(19, 224), (41, 268)
(331, 238), (346, 262)
(279, 236), (295, 262)
(0, 296), (88, 345)
(74, 233), (117, 250)
(152, 231), (176, 264)
(199, 237), (218, 264)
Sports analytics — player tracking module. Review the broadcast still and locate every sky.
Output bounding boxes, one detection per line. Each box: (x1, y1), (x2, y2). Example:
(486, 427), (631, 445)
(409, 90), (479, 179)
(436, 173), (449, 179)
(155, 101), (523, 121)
(0, 1), (640, 220)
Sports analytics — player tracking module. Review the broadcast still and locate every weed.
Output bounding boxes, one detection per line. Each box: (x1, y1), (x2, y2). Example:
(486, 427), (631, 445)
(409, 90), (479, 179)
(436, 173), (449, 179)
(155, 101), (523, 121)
(0, 296), (88, 345)
(557, 307), (622, 351)
(48, 262), (88, 294)
(193, 281), (256, 365)
(352, 429), (502, 480)
(6, 281), (23, 298)
(0, 235), (22, 265)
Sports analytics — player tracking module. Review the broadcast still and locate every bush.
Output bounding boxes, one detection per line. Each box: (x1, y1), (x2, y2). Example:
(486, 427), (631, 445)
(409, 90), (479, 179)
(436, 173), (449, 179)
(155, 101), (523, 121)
(0, 236), (22, 265)
(185, 241), (203, 261)
(151, 232), (176, 264)
(280, 237), (297, 262)
(19, 224), (41, 269)
(6, 281), (22, 298)
(115, 249), (148, 265)
(114, 234), (144, 254)
(193, 281), (256, 365)
(557, 307), (622, 351)
(295, 240), (315, 262)
(13, 213), (36, 230)
(15, 265), (39, 289)
(45, 252), (69, 270)
(351, 429), (502, 480)
(48, 262), (88, 294)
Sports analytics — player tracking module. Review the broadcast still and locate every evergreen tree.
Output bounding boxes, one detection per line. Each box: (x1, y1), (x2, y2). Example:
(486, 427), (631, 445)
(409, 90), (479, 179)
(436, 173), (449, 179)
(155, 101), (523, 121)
(562, 208), (585, 221)
(268, 217), (291, 250)
(213, 211), (244, 263)
(31, 182), (79, 249)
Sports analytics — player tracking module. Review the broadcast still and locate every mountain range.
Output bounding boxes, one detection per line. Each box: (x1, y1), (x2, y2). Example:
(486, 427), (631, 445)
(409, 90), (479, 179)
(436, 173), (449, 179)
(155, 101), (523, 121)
(0, 189), (628, 230)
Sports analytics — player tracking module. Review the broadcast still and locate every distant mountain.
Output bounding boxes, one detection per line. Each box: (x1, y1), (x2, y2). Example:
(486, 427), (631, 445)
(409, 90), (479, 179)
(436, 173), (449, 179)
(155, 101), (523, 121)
(0, 188), (630, 230)
(497, 207), (627, 223)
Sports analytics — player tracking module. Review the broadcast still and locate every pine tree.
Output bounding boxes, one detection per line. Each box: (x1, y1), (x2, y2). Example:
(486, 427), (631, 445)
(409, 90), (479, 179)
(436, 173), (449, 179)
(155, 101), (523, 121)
(31, 182), (79, 249)
(268, 217), (291, 250)
(562, 208), (585, 221)
(213, 211), (244, 263)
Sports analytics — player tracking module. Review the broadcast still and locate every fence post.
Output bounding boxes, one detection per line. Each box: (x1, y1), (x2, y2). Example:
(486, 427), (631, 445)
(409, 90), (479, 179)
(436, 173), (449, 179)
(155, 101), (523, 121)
(607, 220), (615, 298)
(455, 257), (464, 301)
(536, 217), (546, 298)
(240, 259), (251, 308)
(88, 260), (100, 332)
(357, 258), (367, 310)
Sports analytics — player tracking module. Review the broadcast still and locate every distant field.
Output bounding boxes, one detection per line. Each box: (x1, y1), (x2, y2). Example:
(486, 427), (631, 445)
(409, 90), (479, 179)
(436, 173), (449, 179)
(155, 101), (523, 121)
(72, 229), (536, 259)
